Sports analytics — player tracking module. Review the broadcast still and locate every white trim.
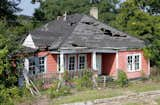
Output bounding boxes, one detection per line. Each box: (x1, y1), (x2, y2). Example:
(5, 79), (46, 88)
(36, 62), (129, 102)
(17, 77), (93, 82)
(116, 51), (119, 78)
(92, 51), (97, 70)
(68, 55), (77, 71)
(127, 53), (141, 72)
(22, 34), (37, 49)
(78, 54), (87, 70)
(24, 58), (29, 72)
(57, 54), (67, 72)
(44, 56), (47, 73)
(60, 52), (64, 73)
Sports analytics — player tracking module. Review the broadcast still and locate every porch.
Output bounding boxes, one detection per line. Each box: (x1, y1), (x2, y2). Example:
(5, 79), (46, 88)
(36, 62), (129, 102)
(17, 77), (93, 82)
(54, 49), (118, 78)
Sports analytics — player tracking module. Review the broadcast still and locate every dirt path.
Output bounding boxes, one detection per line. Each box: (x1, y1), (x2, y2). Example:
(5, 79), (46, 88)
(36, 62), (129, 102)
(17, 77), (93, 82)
(20, 90), (160, 105)
(64, 90), (160, 105)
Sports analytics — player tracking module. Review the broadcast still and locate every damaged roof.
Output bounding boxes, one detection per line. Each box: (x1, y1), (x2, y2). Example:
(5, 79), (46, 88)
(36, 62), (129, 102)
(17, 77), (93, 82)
(24, 13), (145, 50)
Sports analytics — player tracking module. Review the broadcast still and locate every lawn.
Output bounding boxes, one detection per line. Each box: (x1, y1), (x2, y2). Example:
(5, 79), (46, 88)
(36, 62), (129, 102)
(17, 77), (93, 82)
(51, 81), (160, 105)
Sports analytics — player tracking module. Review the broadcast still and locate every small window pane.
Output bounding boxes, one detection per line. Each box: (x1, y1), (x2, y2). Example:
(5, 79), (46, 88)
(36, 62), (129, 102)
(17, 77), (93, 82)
(135, 55), (140, 70)
(79, 55), (86, 70)
(127, 56), (132, 71)
(68, 56), (75, 71)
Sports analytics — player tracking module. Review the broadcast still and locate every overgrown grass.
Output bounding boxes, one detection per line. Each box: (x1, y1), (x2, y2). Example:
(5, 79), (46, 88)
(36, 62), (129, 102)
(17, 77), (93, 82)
(155, 97), (160, 105)
(50, 81), (160, 105)
(128, 81), (160, 92)
(51, 88), (126, 105)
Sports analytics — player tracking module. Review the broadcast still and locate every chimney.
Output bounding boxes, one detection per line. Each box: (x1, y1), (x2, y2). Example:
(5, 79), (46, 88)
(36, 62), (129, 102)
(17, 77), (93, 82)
(90, 7), (98, 19)
(63, 11), (67, 21)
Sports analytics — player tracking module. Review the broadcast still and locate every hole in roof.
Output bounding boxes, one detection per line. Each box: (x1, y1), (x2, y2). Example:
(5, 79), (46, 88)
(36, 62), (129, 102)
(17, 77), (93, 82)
(81, 21), (94, 25)
(112, 33), (127, 37)
(100, 28), (112, 36)
(71, 43), (79, 47)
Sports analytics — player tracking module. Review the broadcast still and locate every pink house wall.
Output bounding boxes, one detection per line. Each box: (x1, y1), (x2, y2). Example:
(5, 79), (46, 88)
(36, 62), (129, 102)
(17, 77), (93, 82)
(35, 50), (149, 79)
(118, 50), (149, 79)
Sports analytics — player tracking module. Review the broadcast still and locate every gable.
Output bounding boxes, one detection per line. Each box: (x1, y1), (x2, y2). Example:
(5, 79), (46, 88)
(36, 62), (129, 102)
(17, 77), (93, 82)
(22, 34), (37, 49)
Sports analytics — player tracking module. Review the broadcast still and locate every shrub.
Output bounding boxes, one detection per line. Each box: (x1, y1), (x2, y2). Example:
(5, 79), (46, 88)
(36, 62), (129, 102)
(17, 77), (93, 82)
(74, 69), (93, 90)
(141, 70), (148, 82)
(49, 80), (71, 98)
(117, 70), (128, 87)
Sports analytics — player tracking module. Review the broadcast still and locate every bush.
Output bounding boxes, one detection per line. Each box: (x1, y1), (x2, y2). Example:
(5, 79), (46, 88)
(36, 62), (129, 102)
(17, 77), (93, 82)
(74, 69), (93, 90)
(0, 85), (30, 105)
(117, 70), (128, 87)
(49, 80), (71, 98)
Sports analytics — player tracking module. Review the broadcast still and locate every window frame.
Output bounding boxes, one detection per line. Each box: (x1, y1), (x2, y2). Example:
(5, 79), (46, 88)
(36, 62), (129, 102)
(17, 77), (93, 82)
(127, 53), (141, 72)
(68, 55), (77, 71)
(78, 54), (87, 70)
(38, 56), (46, 74)
(28, 56), (47, 75)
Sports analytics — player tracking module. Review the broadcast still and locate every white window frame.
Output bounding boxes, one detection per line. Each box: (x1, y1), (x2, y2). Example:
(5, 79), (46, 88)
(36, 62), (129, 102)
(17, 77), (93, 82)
(28, 57), (36, 75)
(57, 55), (66, 72)
(68, 55), (77, 71)
(28, 56), (47, 75)
(38, 56), (47, 74)
(78, 54), (87, 70)
(127, 53), (141, 72)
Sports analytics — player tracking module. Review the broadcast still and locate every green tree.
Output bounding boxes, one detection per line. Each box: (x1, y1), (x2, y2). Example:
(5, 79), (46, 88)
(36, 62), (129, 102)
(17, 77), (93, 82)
(33, 0), (120, 23)
(111, 0), (160, 67)
(0, 0), (21, 24)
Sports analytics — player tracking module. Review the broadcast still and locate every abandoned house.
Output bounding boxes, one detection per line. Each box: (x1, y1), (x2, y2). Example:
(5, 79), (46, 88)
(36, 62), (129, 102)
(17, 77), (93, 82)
(22, 7), (150, 79)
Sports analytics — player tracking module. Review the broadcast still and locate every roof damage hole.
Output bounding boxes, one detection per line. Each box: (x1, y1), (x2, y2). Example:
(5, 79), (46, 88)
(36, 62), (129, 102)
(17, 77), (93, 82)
(71, 43), (79, 47)
(81, 21), (94, 25)
(101, 28), (112, 36)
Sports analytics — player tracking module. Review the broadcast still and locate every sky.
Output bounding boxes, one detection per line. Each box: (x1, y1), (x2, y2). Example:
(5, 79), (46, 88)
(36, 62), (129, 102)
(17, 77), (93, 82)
(17, 0), (125, 16)
(17, 0), (40, 16)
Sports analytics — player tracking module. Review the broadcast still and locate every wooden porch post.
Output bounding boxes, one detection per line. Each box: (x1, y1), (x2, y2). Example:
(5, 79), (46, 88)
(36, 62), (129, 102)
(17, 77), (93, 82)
(60, 52), (64, 73)
(115, 51), (119, 79)
(92, 51), (97, 70)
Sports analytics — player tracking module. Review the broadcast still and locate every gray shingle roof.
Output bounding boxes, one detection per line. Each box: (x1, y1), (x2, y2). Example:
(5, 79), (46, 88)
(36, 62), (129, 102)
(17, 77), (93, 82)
(28, 13), (145, 50)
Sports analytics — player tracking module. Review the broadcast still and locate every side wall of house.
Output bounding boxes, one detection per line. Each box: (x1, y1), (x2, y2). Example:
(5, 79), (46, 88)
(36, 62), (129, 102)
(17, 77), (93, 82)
(118, 50), (149, 79)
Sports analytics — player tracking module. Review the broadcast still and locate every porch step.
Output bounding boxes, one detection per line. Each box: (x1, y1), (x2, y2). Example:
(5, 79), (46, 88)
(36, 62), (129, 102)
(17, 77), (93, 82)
(98, 76), (113, 87)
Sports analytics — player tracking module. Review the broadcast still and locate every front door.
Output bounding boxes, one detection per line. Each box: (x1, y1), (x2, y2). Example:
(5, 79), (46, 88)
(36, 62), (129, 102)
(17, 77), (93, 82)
(96, 54), (102, 75)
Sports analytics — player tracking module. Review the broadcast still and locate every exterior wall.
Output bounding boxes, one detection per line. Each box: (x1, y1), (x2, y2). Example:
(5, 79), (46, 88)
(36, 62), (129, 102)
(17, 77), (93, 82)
(118, 50), (149, 79)
(102, 53), (116, 76)
(37, 51), (57, 73)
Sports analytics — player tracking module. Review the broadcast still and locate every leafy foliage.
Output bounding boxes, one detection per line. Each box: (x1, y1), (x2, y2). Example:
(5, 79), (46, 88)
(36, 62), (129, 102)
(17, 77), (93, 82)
(33, 0), (119, 23)
(117, 70), (128, 87)
(110, 0), (160, 68)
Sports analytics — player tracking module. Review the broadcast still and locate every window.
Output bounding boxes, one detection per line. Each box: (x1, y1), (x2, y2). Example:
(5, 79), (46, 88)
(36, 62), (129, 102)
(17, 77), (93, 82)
(29, 58), (36, 75)
(127, 56), (133, 71)
(39, 57), (45, 73)
(28, 56), (46, 75)
(68, 55), (76, 71)
(78, 55), (86, 70)
(127, 54), (141, 72)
